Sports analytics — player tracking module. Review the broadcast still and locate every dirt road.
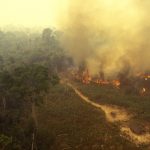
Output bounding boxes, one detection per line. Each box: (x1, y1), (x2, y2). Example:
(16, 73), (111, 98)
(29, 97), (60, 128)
(67, 82), (150, 146)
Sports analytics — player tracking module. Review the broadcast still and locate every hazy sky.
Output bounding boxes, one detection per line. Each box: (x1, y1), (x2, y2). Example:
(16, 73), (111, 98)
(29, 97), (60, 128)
(0, 0), (69, 28)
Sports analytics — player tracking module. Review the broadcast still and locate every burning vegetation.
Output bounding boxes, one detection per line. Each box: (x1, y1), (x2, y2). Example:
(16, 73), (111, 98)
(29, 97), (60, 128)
(71, 67), (150, 96)
(60, 0), (150, 89)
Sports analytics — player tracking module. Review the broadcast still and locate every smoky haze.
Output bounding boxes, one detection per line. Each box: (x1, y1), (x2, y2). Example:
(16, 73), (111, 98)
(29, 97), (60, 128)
(60, 0), (150, 78)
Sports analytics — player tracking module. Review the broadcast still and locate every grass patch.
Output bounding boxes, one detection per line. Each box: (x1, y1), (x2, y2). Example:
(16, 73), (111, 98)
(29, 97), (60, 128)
(74, 82), (150, 122)
(36, 84), (141, 150)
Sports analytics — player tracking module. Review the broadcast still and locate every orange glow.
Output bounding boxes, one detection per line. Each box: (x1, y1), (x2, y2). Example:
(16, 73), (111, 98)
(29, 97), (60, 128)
(75, 69), (121, 88)
(136, 73), (150, 80)
(82, 69), (91, 84)
(112, 80), (121, 88)
(93, 79), (110, 85)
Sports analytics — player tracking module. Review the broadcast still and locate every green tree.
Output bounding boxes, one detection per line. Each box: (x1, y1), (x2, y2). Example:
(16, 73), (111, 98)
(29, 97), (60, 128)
(0, 134), (12, 150)
(0, 71), (13, 111)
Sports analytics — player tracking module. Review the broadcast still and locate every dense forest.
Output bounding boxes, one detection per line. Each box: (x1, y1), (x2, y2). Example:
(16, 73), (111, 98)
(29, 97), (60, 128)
(0, 28), (72, 149)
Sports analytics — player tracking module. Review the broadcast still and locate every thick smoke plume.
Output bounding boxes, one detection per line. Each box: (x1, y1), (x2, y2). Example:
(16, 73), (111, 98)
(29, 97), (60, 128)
(60, 0), (150, 78)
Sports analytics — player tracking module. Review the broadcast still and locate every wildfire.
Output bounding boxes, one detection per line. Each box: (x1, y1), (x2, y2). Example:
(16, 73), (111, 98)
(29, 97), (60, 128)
(142, 88), (146, 93)
(72, 69), (150, 95)
(135, 73), (150, 95)
(82, 69), (91, 84)
(93, 79), (120, 88)
(140, 87), (146, 95)
(142, 75), (150, 81)
(93, 79), (110, 85)
(144, 76), (150, 81)
(136, 73), (150, 80)
(74, 69), (121, 88)
(112, 80), (121, 88)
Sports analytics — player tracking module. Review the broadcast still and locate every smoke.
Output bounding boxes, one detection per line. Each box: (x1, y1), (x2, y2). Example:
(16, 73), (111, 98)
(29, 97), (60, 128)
(59, 0), (150, 78)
